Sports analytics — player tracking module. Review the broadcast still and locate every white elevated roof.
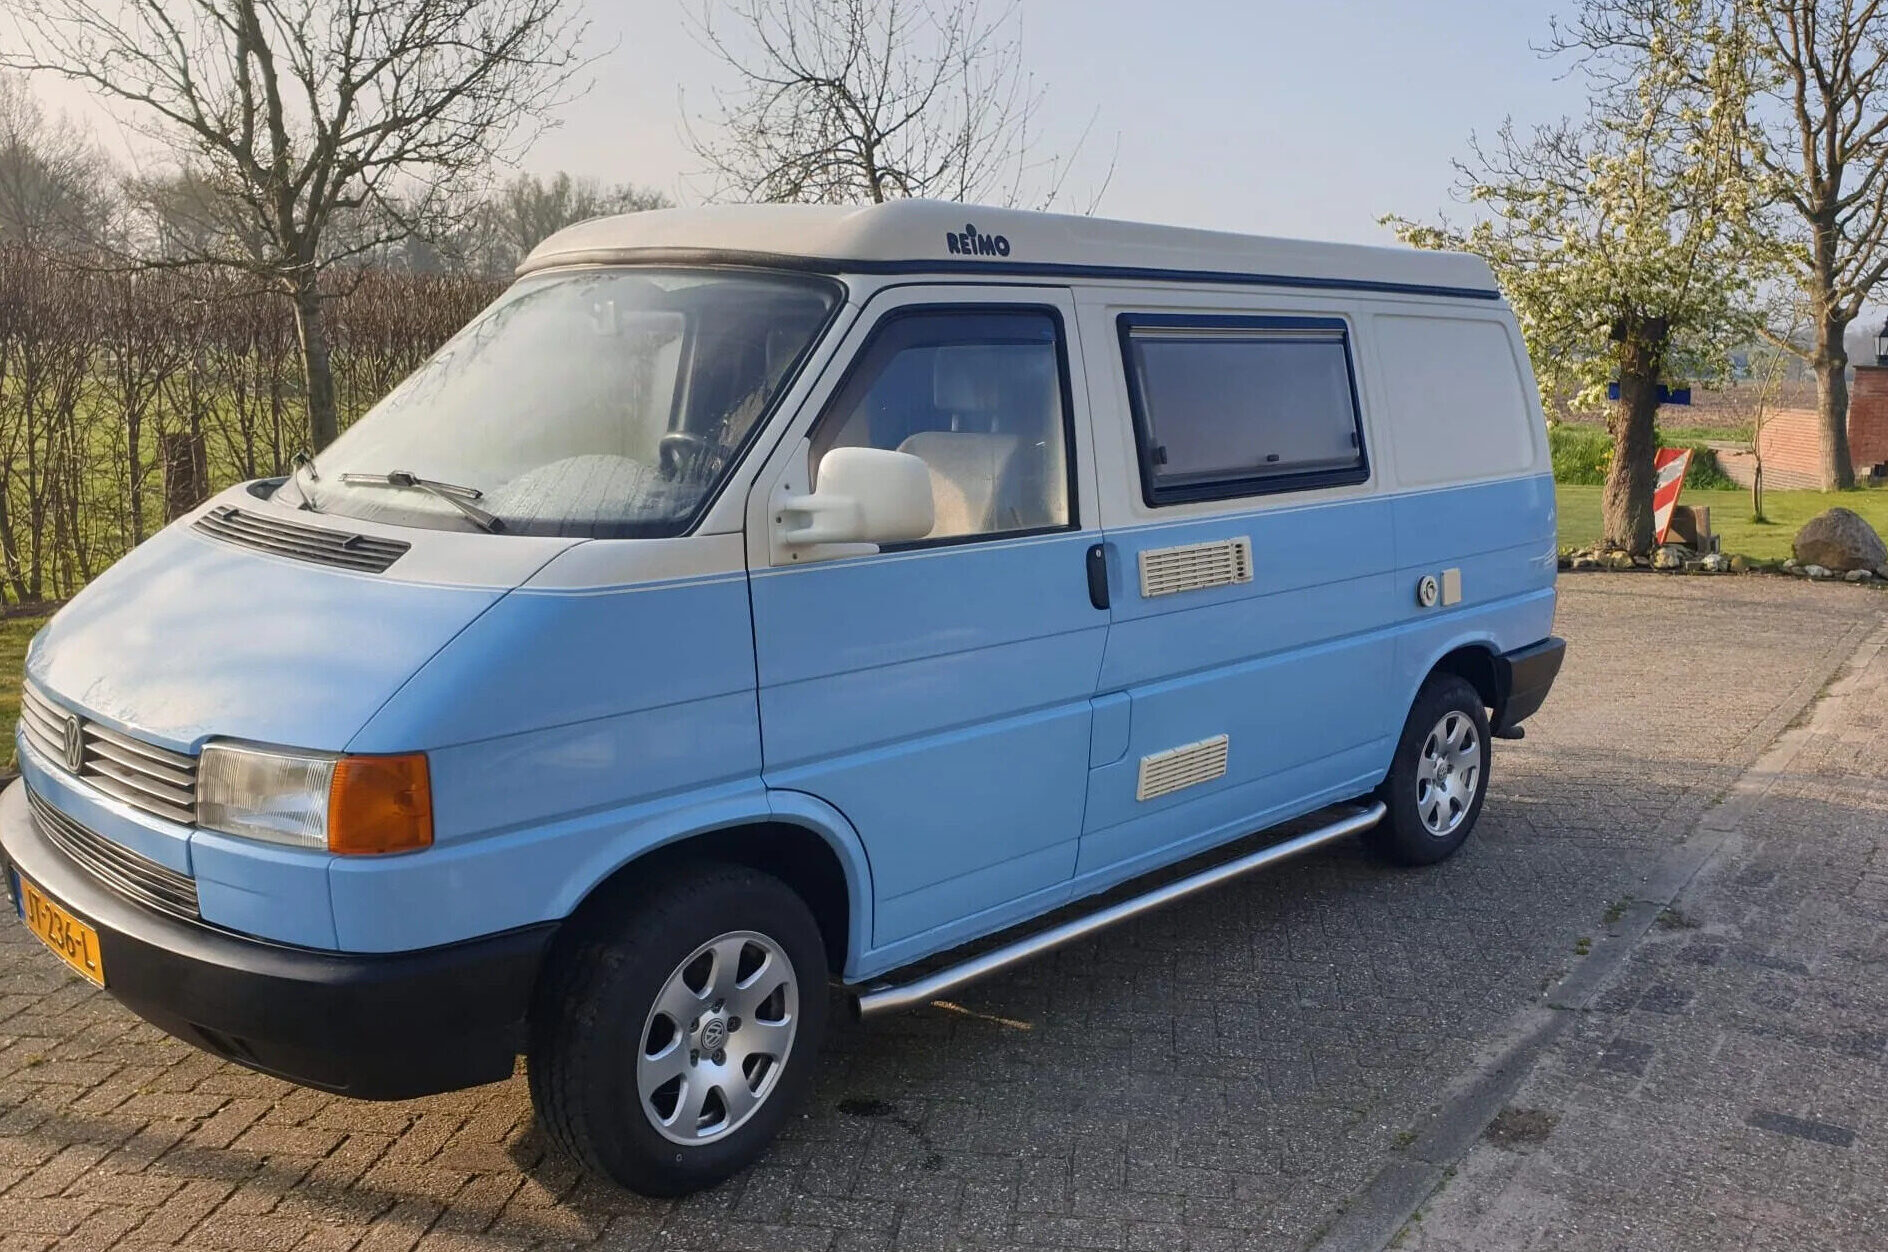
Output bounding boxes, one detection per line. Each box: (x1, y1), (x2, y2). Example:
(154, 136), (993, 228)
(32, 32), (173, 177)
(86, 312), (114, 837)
(519, 199), (1499, 299)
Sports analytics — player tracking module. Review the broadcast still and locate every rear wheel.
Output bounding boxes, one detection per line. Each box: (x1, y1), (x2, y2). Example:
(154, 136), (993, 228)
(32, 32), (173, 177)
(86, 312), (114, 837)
(528, 863), (828, 1195)
(1368, 674), (1491, 865)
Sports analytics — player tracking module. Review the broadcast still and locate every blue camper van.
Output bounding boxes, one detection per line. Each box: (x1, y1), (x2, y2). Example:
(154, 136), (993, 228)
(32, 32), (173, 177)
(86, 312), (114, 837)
(1, 201), (1563, 1194)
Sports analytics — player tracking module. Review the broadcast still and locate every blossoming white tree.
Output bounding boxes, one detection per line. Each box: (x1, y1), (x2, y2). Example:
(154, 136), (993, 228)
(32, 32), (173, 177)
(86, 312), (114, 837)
(1387, 2), (1761, 555)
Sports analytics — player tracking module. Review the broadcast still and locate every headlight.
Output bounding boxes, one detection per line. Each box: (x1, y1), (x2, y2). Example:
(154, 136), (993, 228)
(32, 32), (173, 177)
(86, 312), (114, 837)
(199, 742), (432, 855)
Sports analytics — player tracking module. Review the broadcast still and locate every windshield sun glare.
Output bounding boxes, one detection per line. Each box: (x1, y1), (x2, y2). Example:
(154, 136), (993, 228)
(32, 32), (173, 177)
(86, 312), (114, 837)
(286, 268), (840, 538)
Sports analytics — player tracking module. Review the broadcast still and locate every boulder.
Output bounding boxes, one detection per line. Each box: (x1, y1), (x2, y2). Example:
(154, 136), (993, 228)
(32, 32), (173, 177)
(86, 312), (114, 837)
(1805, 564), (1834, 579)
(1792, 507), (1888, 573)
(1728, 554), (1751, 573)
(1651, 546), (1686, 571)
(1847, 568), (1874, 583)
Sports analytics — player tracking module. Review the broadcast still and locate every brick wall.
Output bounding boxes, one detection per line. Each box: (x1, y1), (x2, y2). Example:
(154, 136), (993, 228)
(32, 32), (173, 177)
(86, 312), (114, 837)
(1852, 366), (1888, 472)
(1749, 372), (1888, 486)
(1755, 407), (1828, 489)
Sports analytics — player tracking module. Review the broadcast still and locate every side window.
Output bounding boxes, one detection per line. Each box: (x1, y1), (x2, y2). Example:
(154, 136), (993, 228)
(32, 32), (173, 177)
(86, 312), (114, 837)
(1119, 314), (1368, 505)
(810, 307), (1075, 541)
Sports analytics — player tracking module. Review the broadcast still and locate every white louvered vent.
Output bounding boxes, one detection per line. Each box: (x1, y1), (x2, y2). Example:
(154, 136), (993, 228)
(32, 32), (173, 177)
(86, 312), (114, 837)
(1136, 734), (1230, 802)
(1138, 537), (1253, 598)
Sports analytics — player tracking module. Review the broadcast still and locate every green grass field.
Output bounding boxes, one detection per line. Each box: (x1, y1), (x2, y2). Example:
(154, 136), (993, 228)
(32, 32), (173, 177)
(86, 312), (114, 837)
(1557, 484), (1888, 562)
(0, 617), (43, 770)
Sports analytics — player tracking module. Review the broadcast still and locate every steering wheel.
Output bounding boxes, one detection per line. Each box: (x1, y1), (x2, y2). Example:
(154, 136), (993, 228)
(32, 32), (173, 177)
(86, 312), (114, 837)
(658, 432), (714, 479)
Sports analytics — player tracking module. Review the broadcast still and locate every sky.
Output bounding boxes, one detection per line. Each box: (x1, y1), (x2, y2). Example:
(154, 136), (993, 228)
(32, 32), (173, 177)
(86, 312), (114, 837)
(532, 0), (1594, 244)
(21, 0), (1593, 247)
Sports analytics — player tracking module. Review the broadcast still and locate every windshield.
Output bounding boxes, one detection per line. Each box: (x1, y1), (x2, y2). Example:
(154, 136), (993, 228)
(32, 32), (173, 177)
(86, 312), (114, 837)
(279, 267), (840, 537)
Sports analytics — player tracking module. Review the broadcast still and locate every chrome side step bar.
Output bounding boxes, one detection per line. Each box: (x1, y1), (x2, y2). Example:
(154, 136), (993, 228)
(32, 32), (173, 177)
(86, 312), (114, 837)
(850, 800), (1386, 1019)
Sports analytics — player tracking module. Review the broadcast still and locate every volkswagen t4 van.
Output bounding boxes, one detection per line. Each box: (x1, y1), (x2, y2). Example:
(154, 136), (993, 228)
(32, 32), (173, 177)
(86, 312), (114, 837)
(1, 200), (1563, 1194)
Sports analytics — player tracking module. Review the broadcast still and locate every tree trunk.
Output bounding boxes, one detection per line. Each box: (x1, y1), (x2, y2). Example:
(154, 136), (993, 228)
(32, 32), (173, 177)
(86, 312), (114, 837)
(126, 405), (145, 545)
(161, 430), (210, 520)
(290, 278), (340, 451)
(1602, 319), (1667, 556)
(1813, 315), (1854, 490)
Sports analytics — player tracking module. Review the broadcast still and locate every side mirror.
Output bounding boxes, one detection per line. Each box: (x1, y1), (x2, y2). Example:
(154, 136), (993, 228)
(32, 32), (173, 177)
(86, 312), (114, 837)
(777, 447), (935, 548)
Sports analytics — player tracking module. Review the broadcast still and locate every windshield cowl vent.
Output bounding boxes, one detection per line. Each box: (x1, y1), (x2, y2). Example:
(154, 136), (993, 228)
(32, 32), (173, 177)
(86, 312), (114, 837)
(192, 505), (410, 573)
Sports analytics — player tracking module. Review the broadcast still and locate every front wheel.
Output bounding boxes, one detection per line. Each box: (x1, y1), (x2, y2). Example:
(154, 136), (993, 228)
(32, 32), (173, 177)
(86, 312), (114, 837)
(1368, 674), (1491, 865)
(528, 863), (829, 1195)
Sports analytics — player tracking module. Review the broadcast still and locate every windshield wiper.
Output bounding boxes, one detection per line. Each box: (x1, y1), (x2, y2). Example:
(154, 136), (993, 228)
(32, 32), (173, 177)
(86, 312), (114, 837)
(288, 451), (322, 512)
(339, 470), (505, 533)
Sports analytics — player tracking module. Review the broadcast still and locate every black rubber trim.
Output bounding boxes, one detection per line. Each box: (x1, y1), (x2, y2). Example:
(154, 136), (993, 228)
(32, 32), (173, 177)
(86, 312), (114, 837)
(1086, 543), (1111, 610)
(0, 780), (554, 1099)
(518, 247), (1504, 301)
(1115, 312), (1373, 508)
(1494, 636), (1566, 734)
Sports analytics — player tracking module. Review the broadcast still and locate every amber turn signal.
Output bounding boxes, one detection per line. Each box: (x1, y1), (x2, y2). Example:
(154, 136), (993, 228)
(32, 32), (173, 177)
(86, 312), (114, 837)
(327, 753), (433, 855)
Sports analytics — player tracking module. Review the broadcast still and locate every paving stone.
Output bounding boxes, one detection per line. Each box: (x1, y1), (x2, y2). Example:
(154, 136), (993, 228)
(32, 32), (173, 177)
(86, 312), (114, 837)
(1406, 608), (1888, 1251)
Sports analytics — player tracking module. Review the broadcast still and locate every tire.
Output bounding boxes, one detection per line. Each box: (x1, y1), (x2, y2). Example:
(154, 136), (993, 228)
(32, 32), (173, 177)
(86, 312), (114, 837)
(528, 863), (829, 1195)
(1367, 673), (1492, 866)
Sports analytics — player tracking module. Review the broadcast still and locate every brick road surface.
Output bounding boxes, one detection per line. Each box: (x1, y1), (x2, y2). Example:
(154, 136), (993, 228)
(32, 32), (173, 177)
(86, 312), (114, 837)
(0, 574), (1881, 1251)
(1398, 608), (1888, 1252)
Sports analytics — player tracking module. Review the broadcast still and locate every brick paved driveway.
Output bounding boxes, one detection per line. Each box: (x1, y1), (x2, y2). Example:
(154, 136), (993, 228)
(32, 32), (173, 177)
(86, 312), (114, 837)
(1402, 612), (1888, 1251)
(0, 575), (1880, 1252)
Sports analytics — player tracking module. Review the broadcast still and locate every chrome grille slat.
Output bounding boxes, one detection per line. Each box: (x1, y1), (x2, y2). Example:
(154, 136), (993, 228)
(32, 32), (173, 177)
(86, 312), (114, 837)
(26, 785), (199, 922)
(19, 699), (63, 754)
(30, 791), (194, 902)
(19, 687), (66, 765)
(20, 704), (62, 742)
(20, 721), (58, 759)
(84, 722), (196, 773)
(82, 738), (195, 787)
(20, 682), (199, 826)
(85, 776), (196, 826)
(192, 504), (409, 572)
(20, 684), (62, 732)
(83, 758), (196, 809)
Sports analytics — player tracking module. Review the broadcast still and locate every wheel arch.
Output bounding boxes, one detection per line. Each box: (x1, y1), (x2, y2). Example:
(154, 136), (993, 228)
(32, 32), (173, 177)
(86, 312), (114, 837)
(549, 791), (873, 980)
(1428, 640), (1503, 714)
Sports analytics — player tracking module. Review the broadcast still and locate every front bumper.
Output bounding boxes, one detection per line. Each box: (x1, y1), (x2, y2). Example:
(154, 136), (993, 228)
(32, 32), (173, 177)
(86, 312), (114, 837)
(0, 778), (554, 1099)
(1494, 636), (1567, 734)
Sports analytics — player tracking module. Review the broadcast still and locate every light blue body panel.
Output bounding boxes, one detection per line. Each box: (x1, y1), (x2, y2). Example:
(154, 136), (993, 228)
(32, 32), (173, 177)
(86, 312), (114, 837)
(1387, 475), (1559, 699)
(346, 572), (757, 755)
(191, 828), (339, 948)
(1080, 495), (1399, 876)
(332, 553), (772, 951)
(750, 531), (1108, 954)
(26, 521), (510, 753)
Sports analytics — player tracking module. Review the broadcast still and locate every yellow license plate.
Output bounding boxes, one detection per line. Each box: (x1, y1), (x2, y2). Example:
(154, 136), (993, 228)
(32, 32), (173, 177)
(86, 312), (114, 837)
(18, 875), (105, 987)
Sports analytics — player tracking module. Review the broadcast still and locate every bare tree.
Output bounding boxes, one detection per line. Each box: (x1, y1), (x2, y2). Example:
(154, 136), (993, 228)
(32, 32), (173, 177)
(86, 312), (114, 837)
(686, 0), (1107, 208)
(466, 171), (670, 275)
(0, 73), (112, 252)
(1, 0), (590, 450)
(1740, 1), (1888, 489)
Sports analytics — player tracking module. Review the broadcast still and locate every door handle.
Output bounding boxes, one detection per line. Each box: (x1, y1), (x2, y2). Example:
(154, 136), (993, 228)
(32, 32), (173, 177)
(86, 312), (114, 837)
(1086, 543), (1110, 611)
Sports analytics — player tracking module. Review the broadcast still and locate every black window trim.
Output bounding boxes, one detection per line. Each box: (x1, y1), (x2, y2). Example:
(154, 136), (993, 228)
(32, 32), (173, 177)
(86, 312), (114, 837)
(1117, 312), (1371, 508)
(805, 300), (1084, 553)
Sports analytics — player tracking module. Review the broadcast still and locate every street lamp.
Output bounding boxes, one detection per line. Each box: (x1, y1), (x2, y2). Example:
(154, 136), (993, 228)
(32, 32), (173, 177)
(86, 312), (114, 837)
(1876, 315), (1888, 366)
